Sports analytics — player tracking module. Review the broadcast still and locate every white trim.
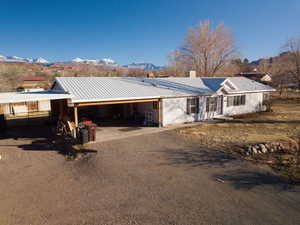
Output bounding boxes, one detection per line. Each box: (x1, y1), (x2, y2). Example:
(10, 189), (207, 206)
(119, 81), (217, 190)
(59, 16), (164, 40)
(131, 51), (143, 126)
(221, 78), (238, 90)
(0, 91), (73, 104)
(225, 89), (276, 94)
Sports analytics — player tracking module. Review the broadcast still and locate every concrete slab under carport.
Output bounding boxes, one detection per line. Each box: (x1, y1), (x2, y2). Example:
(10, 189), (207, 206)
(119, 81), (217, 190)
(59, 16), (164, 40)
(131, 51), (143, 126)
(92, 121), (208, 143)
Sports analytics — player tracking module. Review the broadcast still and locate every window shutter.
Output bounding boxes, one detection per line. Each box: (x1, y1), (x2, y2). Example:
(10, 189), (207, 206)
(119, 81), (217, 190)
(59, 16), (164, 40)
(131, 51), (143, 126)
(206, 98), (209, 112)
(196, 97), (199, 113)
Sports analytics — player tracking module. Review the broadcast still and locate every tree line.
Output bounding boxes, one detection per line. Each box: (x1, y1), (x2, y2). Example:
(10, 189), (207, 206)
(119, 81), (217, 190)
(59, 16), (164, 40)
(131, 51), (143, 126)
(167, 20), (300, 89)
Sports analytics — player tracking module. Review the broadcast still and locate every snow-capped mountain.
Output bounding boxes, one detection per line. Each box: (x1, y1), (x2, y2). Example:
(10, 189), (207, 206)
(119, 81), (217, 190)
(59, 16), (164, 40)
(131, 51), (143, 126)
(33, 57), (49, 64)
(123, 63), (164, 71)
(0, 55), (49, 64)
(72, 57), (84, 63)
(71, 57), (119, 67)
(0, 54), (163, 70)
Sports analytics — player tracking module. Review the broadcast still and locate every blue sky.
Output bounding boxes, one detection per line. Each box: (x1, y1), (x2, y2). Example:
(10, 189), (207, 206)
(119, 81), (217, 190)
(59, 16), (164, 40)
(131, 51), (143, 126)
(0, 0), (299, 65)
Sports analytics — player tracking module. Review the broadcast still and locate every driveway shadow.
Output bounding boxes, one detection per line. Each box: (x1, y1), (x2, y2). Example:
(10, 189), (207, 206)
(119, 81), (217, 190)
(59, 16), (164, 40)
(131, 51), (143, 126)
(0, 125), (53, 140)
(213, 169), (299, 191)
(17, 138), (97, 157)
(227, 119), (300, 124)
(162, 147), (237, 168)
(162, 145), (299, 191)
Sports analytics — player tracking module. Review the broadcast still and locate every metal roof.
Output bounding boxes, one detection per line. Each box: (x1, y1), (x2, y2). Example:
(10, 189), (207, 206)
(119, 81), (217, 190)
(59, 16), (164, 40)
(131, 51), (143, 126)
(0, 91), (72, 104)
(54, 77), (275, 103)
(22, 76), (47, 81)
(54, 77), (212, 103)
(202, 77), (275, 93)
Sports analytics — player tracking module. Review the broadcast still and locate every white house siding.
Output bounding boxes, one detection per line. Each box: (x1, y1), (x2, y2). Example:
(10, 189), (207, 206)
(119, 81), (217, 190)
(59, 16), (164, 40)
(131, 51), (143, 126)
(0, 104), (10, 114)
(223, 92), (265, 116)
(162, 92), (267, 126)
(162, 96), (206, 126)
(38, 100), (51, 111)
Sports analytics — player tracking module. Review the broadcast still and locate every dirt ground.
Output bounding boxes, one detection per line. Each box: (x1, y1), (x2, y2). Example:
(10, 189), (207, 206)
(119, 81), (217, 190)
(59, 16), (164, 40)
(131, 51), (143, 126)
(0, 126), (300, 225)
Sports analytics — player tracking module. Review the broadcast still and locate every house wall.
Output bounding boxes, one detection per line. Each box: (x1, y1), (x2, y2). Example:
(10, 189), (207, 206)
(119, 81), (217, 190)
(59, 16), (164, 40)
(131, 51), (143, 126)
(0, 100), (51, 116)
(162, 96), (206, 126)
(162, 92), (267, 126)
(0, 104), (10, 115)
(223, 92), (265, 116)
(38, 100), (51, 111)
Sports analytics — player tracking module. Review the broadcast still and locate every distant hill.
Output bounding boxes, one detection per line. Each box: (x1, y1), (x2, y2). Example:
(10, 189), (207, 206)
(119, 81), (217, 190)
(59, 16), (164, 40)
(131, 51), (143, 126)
(250, 51), (291, 66)
(0, 54), (165, 71)
(123, 63), (164, 71)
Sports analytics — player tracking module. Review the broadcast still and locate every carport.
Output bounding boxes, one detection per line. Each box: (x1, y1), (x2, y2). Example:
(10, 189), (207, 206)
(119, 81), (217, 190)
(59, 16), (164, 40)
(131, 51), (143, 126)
(71, 98), (162, 127)
(0, 91), (72, 129)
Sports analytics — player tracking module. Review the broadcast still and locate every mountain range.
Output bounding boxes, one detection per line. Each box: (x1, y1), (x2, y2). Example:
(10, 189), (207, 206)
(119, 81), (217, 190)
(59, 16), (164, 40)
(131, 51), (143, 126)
(0, 55), (164, 70)
(71, 57), (119, 67)
(123, 63), (164, 71)
(0, 55), (49, 64)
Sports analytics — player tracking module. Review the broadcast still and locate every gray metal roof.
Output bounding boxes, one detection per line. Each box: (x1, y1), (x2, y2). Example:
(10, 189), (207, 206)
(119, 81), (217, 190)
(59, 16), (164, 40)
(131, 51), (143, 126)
(0, 91), (72, 104)
(54, 77), (212, 103)
(202, 77), (275, 93)
(54, 77), (275, 103)
(227, 77), (275, 92)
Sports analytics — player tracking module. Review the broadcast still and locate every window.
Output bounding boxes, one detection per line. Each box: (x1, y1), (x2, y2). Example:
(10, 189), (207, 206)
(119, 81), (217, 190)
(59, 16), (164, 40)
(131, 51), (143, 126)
(206, 97), (218, 112)
(187, 97), (199, 114)
(263, 93), (269, 103)
(227, 95), (246, 107)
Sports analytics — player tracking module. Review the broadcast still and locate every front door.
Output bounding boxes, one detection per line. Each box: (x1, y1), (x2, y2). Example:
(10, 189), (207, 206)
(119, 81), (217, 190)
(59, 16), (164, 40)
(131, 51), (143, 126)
(216, 95), (223, 115)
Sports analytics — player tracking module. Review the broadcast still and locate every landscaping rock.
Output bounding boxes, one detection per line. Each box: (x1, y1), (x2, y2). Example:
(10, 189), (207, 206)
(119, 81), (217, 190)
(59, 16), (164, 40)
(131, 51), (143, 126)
(243, 140), (299, 156)
(252, 147), (258, 154)
(260, 144), (268, 153)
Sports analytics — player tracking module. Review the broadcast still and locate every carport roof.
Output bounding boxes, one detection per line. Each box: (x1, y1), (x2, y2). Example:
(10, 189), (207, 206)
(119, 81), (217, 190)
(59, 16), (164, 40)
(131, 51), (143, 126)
(0, 91), (72, 104)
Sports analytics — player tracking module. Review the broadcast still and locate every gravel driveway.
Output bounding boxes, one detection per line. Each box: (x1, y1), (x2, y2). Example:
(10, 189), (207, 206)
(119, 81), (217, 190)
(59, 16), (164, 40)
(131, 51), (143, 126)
(0, 127), (299, 225)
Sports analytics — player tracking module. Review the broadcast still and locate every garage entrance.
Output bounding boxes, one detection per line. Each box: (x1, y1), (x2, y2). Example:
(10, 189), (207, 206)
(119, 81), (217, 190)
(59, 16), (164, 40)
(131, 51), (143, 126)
(76, 100), (160, 127)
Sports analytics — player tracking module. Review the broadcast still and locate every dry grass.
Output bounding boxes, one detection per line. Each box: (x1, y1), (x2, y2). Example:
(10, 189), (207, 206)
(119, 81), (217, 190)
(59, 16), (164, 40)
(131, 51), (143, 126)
(178, 93), (300, 181)
(179, 98), (300, 148)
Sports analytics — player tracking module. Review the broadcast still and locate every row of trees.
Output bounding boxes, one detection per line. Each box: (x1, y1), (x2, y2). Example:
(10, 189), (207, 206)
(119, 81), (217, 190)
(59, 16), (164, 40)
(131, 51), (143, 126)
(169, 20), (300, 88)
(0, 62), (157, 92)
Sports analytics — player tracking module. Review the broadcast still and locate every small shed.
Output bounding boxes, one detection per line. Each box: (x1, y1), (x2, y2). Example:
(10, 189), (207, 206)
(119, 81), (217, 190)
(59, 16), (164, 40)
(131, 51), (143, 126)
(0, 91), (72, 127)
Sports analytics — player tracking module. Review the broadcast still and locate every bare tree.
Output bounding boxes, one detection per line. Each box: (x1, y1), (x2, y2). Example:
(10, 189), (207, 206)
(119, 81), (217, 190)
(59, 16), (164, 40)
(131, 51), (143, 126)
(257, 58), (272, 74)
(281, 36), (300, 89)
(170, 20), (237, 76)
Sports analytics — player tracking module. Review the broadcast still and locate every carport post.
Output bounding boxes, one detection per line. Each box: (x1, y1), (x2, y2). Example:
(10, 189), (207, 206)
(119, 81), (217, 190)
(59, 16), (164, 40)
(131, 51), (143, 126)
(74, 106), (79, 139)
(74, 106), (78, 127)
(158, 99), (163, 127)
